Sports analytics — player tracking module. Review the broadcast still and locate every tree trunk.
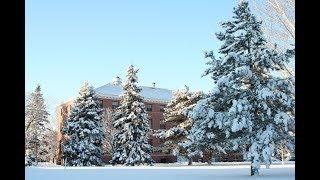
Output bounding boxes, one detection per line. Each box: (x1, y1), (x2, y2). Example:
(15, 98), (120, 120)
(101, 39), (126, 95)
(35, 144), (38, 166)
(206, 151), (213, 165)
(188, 157), (192, 165)
(281, 150), (284, 165)
(250, 159), (258, 176)
(207, 158), (212, 165)
(250, 164), (254, 176)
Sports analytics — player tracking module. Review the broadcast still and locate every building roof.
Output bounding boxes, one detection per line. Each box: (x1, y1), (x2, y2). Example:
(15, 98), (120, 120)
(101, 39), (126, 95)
(95, 83), (172, 103)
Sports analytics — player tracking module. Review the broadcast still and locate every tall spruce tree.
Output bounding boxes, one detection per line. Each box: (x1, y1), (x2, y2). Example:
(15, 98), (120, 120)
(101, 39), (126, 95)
(111, 65), (153, 166)
(154, 86), (203, 165)
(25, 85), (50, 165)
(62, 82), (104, 166)
(188, 1), (294, 175)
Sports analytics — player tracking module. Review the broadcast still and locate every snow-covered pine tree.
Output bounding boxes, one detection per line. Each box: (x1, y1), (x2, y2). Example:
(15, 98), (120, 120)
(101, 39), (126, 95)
(185, 91), (240, 165)
(111, 65), (153, 166)
(25, 85), (50, 165)
(62, 82), (104, 166)
(154, 85), (203, 165)
(189, 1), (295, 175)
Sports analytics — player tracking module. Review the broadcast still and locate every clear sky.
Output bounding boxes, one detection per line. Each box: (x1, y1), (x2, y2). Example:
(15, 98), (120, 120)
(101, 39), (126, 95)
(26, 0), (240, 129)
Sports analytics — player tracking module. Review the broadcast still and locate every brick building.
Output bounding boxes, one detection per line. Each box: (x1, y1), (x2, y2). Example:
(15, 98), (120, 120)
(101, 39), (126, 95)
(56, 77), (176, 164)
(55, 77), (244, 165)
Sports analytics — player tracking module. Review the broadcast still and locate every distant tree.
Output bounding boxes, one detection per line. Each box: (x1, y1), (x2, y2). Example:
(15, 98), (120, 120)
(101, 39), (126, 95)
(154, 86), (203, 165)
(62, 82), (105, 166)
(248, 0), (294, 51)
(111, 65), (154, 166)
(41, 127), (58, 163)
(25, 85), (50, 165)
(273, 121), (295, 164)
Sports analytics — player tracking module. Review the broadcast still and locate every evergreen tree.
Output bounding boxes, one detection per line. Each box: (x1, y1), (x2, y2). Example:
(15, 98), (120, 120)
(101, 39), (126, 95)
(154, 86), (203, 165)
(62, 82), (104, 166)
(25, 85), (50, 165)
(111, 65), (153, 166)
(185, 92), (240, 165)
(188, 1), (294, 175)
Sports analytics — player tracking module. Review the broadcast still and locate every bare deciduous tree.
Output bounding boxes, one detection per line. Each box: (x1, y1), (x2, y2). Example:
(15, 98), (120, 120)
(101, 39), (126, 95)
(248, 0), (294, 50)
(42, 127), (58, 163)
(244, 0), (295, 79)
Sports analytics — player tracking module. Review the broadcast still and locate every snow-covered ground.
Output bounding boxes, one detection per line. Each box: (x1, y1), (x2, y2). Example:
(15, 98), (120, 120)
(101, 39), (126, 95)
(154, 160), (295, 167)
(26, 163), (294, 180)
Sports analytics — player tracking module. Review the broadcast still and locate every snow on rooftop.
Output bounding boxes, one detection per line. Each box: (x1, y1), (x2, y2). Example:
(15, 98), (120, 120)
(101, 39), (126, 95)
(95, 83), (173, 103)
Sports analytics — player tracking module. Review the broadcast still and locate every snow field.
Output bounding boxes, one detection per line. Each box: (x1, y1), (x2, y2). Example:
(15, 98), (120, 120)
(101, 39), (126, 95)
(26, 164), (294, 180)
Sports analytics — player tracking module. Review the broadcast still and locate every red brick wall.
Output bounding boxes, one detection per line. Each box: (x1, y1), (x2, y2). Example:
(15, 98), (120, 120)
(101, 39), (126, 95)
(56, 100), (73, 165)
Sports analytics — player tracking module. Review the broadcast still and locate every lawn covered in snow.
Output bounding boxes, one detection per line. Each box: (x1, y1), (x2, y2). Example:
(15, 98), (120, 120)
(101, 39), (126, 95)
(26, 163), (294, 180)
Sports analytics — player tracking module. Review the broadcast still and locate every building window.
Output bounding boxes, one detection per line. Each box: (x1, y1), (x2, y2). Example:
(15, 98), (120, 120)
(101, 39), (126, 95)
(150, 119), (153, 129)
(146, 104), (152, 111)
(65, 107), (69, 115)
(100, 100), (104, 107)
(159, 105), (165, 112)
(112, 101), (119, 109)
(160, 123), (166, 130)
(68, 105), (72, 113)
(160, 158), (167, 163)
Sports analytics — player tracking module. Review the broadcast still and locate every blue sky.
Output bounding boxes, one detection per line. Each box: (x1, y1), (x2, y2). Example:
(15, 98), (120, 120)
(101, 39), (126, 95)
(26, 0), (239, 129)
